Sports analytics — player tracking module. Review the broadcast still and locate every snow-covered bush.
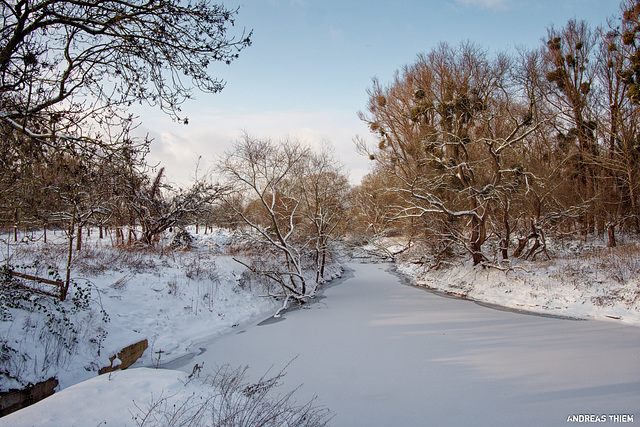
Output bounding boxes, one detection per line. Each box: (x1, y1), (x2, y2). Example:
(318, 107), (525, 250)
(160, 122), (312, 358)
(178, 251), (221, 282)
(133, 363), (333, 427)
(225, 237), (342, 316)
(572, 243), (640, 286)
(0, 266), (109, 390)
(170, 229), (194, 250)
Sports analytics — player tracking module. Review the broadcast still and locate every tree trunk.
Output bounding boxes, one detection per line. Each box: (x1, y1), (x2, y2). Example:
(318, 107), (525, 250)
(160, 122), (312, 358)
(470, 216), (486, 266)
(501, 203), (511, 260)
(76, 226), (82, 251)
(512, 237), (529, 258)
(320, 249), (326, 279)
(525, 238), (540, 260)
(513, 221), (539, 258)
(63, 213), (76, 301)
(607, 223), (617, 248)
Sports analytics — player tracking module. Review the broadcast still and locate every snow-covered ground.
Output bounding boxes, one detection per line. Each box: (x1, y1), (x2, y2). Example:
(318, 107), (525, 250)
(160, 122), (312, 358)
(1, 226), (340, 425)
(2, 365), (334, 426)
(363, 235), (640, 326)
(1, 227), (284, 394)
(3, 368), (200, 426)
(133, 263), (640, 426)
(2, 230), (639, 425)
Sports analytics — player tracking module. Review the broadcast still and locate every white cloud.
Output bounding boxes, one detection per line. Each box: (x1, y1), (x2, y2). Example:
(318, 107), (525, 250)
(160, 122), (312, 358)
(137, 108), (373, 187)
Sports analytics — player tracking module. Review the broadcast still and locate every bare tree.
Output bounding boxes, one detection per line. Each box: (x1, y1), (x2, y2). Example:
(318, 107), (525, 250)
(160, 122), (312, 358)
(219, 134), (312, 313)
(33, 153), (112, 299)
(349, 167), (402, 237)
(296, 145), (349, 282)
(594, 7), (640, 241)
(358, 42), (542, 265)
(219, 134), (349, 315)
(542, 20), (601, 234)
(110, 166), (225, 246)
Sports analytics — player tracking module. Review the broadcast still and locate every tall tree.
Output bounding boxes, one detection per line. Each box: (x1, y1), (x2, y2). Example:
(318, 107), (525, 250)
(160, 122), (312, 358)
(542, 20), (599, 234)
(1, 0), (251, 236)
(219, 134), (349, 315)
(358, 42), (540, 265)
(595, 1), (640, 238)
(297, 145), (350, 282)
(219, 134), (312, 310)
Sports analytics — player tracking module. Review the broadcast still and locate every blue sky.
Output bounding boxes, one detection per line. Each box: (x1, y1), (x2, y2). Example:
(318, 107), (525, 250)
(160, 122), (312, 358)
(136, 0), (622, 185)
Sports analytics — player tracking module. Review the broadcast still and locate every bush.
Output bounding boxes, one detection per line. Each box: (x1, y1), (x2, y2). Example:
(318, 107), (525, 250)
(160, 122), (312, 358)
(134, 363), (333, 427)
(170, 229), (194, 250)
(0, 266), (109, 389)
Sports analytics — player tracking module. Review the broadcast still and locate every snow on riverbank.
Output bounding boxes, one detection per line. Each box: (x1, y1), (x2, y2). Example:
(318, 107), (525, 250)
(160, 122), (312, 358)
(1, 227), (281, 393)
(2, 368), (197, 426)
(1, 227), (339, 425)
(369, 236), (640, 326)
(1, 226), (346, 395)
(2, 365), (333, 426)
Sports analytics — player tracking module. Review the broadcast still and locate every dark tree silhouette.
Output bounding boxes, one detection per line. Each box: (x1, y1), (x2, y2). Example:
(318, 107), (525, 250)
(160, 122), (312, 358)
(1, 0), (252, 152)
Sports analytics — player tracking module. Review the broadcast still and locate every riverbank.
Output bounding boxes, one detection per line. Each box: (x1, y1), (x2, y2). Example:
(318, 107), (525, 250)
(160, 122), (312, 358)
(1, 226), (344, 394)
(0, 227), (279, 395)
(364, 235), (640, 327)
(4, 261), (640, 426)
(1, 226), (345, 424)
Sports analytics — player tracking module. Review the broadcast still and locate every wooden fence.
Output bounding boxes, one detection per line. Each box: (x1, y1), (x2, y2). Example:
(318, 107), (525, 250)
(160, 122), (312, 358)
(8, 271), (65, 300)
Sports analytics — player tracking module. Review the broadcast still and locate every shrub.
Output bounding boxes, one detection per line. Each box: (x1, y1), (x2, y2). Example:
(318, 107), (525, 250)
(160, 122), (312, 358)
(133, 363), (333, 427)
(0, 266), (109, 389)
(170, 229), (194, 250)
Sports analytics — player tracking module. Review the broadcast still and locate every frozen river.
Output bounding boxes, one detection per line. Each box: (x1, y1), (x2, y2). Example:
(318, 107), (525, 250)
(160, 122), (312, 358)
(172, 262), (640, 426)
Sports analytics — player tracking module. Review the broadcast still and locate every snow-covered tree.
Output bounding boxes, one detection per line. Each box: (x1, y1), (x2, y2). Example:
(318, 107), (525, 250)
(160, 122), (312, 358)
(358, 42), (542, 264)
(219, 133), (348, 315)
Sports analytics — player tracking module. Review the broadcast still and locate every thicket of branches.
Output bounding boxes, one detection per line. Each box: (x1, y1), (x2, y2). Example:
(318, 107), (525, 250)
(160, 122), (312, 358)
(218, 133), (349, 315)
(1, 0), (250, 231)
(352, 2), (640, 265)
(0, 0), (250, 299)
(2, 0), (640, 287)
